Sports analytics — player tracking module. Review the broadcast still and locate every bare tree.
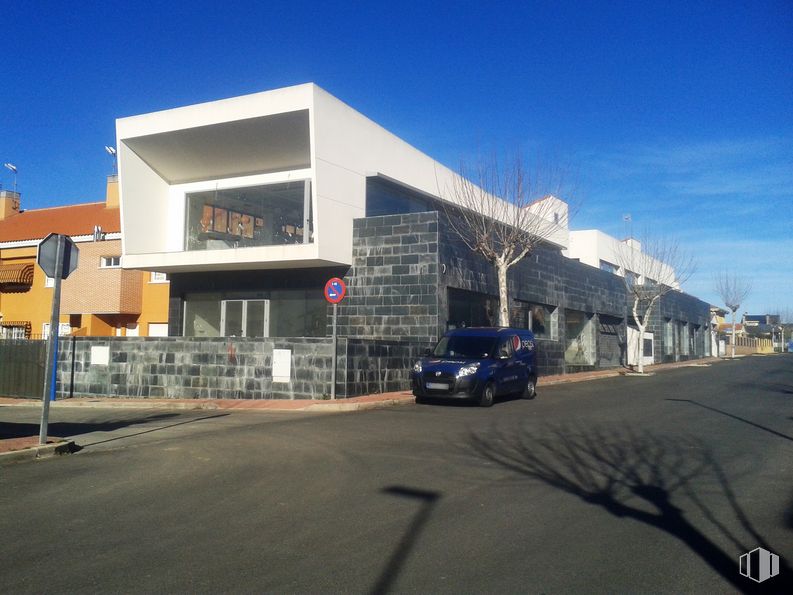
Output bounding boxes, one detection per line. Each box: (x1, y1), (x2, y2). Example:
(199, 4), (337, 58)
(616, 235), (695, 374)
(714, 272), (752, 359)
(438, 153), (570, 326)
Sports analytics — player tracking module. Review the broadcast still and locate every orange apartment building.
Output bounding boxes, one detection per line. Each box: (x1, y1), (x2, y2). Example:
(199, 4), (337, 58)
(0, 177), (170, 338)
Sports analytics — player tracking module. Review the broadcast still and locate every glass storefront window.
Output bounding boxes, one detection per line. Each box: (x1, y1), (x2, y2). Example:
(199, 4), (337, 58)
(184, 297), (221, 337)
(664, 318), (674, 354)
(447, 288), (499, 329)
(510, 301), (557, 339)
(565, 309), (595, 365)
(185, 180), (312, 251)
(183, 290), (326, 337)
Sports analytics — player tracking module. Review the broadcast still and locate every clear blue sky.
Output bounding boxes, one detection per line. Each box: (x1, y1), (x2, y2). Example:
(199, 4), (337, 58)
(2, 1), (791, 315)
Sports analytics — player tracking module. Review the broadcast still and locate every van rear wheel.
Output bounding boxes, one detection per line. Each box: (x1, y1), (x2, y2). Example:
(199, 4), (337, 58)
(522, 377), (537, 400)
(480, 382), (495, 407)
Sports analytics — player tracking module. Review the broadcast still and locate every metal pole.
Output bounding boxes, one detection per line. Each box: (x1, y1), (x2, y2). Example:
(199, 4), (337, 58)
(39, 234), (64, 445)
(331, 302), (337, 400)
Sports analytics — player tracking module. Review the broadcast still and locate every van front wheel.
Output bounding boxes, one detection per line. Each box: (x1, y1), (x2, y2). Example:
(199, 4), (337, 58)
(522, 377), (537, 400)
(480, 382), (495, 407)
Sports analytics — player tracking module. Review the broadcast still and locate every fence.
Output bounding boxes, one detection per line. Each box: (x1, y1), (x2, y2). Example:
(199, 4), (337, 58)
(723, 335), (774, 355)
(0, 339), (47, 398)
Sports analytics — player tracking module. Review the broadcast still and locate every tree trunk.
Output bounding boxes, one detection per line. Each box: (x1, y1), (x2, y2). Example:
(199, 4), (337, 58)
(632, 296), (657, 375)
(730, 309), (736, 358)
(497, 261), (510, 327)
(636, 323), (647, 374)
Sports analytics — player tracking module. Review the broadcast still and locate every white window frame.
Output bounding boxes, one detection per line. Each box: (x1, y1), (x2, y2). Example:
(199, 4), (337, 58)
(100, 255), (121, 269)
(220, 299), (270, 338)
(42, 322), (72, 339)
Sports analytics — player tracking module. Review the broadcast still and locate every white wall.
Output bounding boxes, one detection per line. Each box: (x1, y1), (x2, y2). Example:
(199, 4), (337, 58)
(117, 143), (170, 256)
(119, 82), (569, 271)
(567, 229), (678, 287)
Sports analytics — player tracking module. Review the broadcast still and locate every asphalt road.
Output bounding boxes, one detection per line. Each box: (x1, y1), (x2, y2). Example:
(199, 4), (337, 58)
(1, 355), (792, 593)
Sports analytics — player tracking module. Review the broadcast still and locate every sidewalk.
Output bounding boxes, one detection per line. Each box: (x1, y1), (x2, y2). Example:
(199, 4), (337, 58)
(0, 356), (727, 460)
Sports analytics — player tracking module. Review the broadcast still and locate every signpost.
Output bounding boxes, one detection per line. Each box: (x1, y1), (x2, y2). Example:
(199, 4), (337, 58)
(324, 277), (346, 399)
(36, 233), (79, 445)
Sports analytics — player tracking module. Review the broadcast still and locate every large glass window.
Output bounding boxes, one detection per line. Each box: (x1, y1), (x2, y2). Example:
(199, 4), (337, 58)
(185, 180), (312, 251)
(664, 318), (674, 355)
(564, 310), (596, 365)
(680, 322), (690, 355)
(183, 290), (326, 337)
(510, 300), (557, 339)
(599, 260), (619, 274)
(447, 288), (499, 329)
(366, 177), (432, 217)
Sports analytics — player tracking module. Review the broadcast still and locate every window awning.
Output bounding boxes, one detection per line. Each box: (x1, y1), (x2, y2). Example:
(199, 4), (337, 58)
(0, 321), (32, 338)
(0, 263), (34, 291)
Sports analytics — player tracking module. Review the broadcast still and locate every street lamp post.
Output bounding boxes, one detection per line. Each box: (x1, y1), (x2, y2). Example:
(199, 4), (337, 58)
(4, 163), (17, 192)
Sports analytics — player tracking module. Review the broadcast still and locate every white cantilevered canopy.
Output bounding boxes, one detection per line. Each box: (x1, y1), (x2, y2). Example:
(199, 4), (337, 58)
(121, 109), (310, 184)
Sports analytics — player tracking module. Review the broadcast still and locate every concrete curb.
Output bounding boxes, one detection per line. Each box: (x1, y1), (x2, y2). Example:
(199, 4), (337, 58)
(0, 441), (77, 466)
(305, 398), (416, 412)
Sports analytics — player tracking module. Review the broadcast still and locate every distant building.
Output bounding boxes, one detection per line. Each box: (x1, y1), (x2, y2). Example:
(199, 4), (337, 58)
(565, 229), (679, 289)
(0, 178), (169, 338)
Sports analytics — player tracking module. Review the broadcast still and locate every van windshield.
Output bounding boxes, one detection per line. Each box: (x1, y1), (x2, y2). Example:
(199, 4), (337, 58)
(432, 336), (497, 359)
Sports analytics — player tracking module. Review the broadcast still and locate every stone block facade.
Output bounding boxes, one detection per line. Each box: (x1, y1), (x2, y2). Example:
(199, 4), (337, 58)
(648, 289), (711, 363)
(336, 212), (440, 343)
(54, 209), (711, 400)
(57, 336), (337, 400)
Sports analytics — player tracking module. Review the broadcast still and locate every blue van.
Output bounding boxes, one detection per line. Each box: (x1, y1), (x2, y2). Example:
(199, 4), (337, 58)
(412, 327), (538, 407)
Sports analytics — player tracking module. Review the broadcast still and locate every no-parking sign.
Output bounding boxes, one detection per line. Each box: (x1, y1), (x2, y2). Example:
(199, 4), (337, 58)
(324, 277), (347, 304)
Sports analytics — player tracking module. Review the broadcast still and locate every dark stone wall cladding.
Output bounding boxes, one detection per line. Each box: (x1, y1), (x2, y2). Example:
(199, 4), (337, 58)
(438, 212), (629, 375)
(342, 339), (433, 397)
(336, 212), (440, 344)
(57, 210), (713, 400)
(57, 337), (339, 400)
(650, 289), (711, 363)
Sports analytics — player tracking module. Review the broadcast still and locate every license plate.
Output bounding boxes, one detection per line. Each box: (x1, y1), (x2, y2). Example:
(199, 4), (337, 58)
(426, 382), (449, 390)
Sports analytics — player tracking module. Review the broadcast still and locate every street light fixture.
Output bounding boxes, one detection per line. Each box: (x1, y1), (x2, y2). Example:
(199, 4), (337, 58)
(3, 163), (17, 192)
(105, 146), (117, 175)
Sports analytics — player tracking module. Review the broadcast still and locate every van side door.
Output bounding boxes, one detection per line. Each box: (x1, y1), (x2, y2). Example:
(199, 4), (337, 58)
(494, 336), (520, 394)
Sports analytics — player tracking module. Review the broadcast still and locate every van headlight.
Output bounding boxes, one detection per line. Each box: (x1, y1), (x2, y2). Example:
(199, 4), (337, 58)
(413, 361), (422, 373)
(456, 362), (480, 377)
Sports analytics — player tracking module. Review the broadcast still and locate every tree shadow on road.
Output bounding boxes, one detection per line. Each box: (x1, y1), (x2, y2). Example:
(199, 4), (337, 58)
(668, 398), (793, 443)
(0, 412), (229, 447)
(468, 423), (792, 593)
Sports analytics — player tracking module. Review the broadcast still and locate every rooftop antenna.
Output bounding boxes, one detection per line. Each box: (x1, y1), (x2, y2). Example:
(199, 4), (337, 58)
(4, 163), (17, 192)
(105, 146), (117, 175)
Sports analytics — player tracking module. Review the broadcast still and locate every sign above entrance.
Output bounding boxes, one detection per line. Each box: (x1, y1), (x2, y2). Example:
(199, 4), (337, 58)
(324, 277), (347, 304)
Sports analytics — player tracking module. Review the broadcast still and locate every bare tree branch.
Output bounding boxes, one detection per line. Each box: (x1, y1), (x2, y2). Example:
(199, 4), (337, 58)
(615, 233), (696, 373)
(713, 272), (752, 359)
(438, 152), (574, 326)
(714, 272), (752, 314)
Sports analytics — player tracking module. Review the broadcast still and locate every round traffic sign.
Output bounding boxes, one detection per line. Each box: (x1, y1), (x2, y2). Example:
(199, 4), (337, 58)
(324, 277), (347, 304)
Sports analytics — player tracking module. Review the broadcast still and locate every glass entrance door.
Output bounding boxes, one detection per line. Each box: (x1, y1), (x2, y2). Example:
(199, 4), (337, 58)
(221, 300), (269, 337)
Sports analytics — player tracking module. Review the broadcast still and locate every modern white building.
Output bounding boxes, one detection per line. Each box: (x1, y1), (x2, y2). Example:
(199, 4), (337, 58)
(116, 83), (567, 338)
(566, 229), (679, 289)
